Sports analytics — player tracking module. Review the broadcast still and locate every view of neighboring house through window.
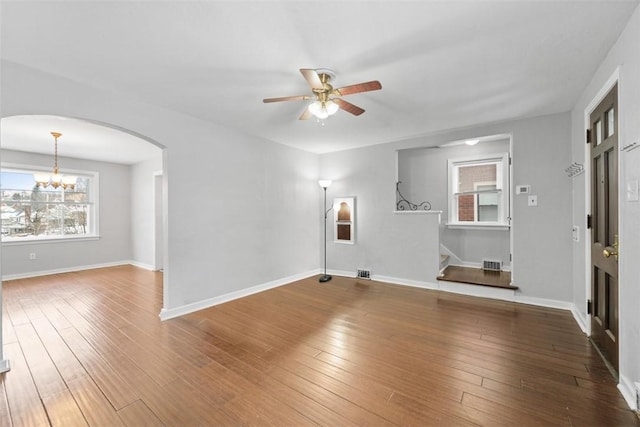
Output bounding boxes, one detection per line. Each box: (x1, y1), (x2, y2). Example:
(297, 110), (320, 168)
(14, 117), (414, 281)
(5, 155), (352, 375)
(448, 153), (509, 226)
(1, 168), (97, 241)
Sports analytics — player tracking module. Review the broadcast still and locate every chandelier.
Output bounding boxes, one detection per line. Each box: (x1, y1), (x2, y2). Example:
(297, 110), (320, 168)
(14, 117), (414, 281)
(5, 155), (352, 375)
(34, 132), (77, 190)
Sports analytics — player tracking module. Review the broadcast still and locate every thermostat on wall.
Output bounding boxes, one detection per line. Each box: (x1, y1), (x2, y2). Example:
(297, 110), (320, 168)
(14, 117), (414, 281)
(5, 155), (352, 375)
(516, 185), (530, 195)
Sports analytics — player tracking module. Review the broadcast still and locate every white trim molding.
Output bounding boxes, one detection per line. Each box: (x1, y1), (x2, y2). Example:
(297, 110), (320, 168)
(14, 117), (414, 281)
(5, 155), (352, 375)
(1, 260), (152, 281)
(617, 375), (639, 411)
(159, 269), (321, 321)
(328, 270), (574, 312)
(0, 359), (10, 374)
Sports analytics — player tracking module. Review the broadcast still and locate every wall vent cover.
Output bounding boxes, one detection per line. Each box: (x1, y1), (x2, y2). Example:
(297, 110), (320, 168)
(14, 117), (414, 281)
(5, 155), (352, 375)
(482, 260), (502, 271)
(356, 268), (371, 279)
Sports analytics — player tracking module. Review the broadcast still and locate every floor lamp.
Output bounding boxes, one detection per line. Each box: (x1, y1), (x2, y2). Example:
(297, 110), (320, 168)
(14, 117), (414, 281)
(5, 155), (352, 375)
(318, 180), (333, 283)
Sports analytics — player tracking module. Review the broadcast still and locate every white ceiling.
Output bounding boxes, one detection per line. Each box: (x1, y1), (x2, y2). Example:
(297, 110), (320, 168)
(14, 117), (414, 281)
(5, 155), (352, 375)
(0, 116), (162, 165)
(1, 1), (638, 159)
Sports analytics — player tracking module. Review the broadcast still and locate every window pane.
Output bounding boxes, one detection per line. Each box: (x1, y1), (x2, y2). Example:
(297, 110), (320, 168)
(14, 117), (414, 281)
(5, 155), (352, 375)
(457, 194), (475, 222)
(595, 120), (602, 145)
(1, 170), (94, 239)
(337, 224), (351, 241)
(457, 164), (497, 193)
(606, 107), (615, 138)
(337, 201), (351, 221)
(449, 154), (508, 226)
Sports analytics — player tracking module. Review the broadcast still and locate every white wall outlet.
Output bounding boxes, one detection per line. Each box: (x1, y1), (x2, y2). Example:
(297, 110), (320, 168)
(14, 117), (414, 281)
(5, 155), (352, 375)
(29, 253), (37, 260)
(527, 195), (538, 207)
(516, 185), (531, 195)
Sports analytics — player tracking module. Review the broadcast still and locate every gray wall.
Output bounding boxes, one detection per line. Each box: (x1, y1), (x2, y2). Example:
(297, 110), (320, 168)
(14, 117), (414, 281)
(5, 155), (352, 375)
(398, 138), (511, 268)
(570, 4), (640, 405)
(320, 112), (573, 302)
(131, 154), (163, 269)
(1, 149), (132, 276)
(0, 60), (320, 314)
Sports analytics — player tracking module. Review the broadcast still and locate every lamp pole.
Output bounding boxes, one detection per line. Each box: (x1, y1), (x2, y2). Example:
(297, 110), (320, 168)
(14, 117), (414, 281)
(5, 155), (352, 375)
(318, 180), (332, 282)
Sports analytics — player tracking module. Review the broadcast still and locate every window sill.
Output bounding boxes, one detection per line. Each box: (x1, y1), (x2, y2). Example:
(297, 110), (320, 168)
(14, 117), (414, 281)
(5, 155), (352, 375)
(445, 223), (510, 231)
(1, 235), (100, 246)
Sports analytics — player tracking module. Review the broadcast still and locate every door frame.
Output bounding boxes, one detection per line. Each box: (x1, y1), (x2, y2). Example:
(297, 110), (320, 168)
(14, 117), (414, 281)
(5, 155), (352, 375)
(583, 67), (620, 338)
(153, 170), (164, 271)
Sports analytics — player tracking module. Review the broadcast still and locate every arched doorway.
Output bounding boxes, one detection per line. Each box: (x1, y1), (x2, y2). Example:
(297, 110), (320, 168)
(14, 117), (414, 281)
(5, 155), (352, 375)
(0, 115), (168, 370)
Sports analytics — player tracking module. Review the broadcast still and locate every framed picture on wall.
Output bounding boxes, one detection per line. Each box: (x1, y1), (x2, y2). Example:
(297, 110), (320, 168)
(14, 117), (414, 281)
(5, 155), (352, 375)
(333, 197), (355, 244)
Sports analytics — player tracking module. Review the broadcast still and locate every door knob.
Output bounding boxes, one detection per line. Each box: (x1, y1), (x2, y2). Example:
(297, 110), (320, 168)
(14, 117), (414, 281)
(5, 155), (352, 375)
(603, 234), (619, 261)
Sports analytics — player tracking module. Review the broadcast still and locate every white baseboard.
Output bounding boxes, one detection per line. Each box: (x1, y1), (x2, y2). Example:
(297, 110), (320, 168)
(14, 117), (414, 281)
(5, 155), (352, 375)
(127, 260), (156, 271)
(326, 269), (358, 279)
(373, 275), (439, 291)
(1, 260), (135, 281)
(439, 279), (517, 300)
(328, 270), (574, 312)
(159, 269), (321, 321)
(571, 305), (588, 334)
(618, 375), (638, 411)
(0, 359), (10, 374)
(448, 261), (512, 272)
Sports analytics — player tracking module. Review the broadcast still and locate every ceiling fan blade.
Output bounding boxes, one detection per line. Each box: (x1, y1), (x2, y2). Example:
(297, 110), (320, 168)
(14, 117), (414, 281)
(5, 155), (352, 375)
(300, 68), (324, 90)
(334, 80), (382, 96)
(299, 107), (312, 120)
(263, 95), (310, 103)
(334, 98), (365, 116)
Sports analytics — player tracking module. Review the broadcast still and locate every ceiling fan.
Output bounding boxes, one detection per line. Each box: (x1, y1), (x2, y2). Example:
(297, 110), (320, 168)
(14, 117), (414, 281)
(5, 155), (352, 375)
(263, 68), (382, 120)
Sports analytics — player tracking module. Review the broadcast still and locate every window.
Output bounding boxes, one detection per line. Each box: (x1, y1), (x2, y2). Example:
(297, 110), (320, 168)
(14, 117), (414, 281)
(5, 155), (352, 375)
(333, 197), (355, 244)
(447, 153), (509, 226)
(1, 167), (98, 242)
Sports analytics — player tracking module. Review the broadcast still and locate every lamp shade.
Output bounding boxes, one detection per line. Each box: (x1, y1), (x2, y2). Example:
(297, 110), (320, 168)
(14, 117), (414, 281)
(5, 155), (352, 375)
(325, 100), (339, 116)
(318, 179), (332, 189)
(309, 101), (329, 119)
(62, 175), (77, 188)
(34, 172), (50, 186)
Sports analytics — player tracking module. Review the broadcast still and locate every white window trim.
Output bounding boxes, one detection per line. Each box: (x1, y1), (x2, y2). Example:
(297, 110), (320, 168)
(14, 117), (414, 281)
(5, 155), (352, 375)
(447, 152), (510, 228)
(1, 163), (100, 243)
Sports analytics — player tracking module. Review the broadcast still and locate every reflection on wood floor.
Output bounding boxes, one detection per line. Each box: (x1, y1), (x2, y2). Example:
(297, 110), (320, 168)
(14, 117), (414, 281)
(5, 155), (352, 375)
(2, 265), (638, 426)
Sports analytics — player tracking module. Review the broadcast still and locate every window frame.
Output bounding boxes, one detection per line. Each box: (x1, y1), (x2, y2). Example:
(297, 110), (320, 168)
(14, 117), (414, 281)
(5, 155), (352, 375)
(333, 197), (355, 244)
(447, 153), (510, 228)
(1, 163), (100, 244)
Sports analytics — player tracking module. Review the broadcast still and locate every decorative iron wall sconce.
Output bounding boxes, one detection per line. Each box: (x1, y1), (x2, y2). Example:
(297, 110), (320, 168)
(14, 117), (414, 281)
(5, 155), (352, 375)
(396, 181), (431, 211)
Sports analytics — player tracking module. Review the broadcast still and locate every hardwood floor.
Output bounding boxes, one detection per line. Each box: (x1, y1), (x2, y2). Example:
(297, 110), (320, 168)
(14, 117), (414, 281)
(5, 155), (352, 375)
(2, 265), (638, 426)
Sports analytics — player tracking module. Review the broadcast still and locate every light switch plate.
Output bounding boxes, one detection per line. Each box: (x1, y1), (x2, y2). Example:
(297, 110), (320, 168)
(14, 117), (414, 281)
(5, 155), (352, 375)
(527, 195), (538, 207)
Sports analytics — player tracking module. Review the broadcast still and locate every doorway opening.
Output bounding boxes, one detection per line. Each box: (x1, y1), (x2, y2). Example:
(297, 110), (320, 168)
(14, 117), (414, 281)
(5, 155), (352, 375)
(0, 114), (168, 312)
(397, 133), (514, 288)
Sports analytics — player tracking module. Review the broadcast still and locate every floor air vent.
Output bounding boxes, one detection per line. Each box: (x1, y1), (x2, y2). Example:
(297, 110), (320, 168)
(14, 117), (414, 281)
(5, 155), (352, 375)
(356, 268), (371, 279)
(482, 260), (502, 271)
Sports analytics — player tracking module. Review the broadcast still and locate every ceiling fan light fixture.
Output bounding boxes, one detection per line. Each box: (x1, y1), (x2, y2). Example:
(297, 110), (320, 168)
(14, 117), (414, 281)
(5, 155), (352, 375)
(308, 99), (339, 120)
(325, 99), (339, 116)
(309, 100), (328, 119)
